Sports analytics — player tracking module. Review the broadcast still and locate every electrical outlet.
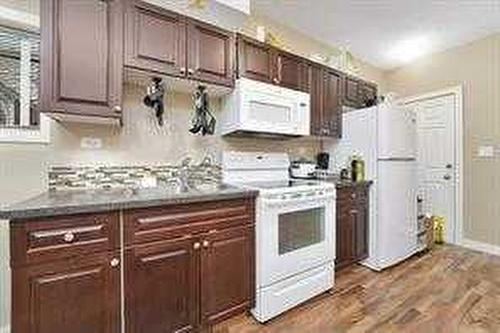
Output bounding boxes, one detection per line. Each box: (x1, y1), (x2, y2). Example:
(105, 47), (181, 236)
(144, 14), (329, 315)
(80, 137), (103, 150)
(478, 145), (494, 157)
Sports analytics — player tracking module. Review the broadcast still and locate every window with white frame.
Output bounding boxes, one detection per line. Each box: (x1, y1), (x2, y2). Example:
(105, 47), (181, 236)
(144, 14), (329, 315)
(0, 7), (49, 144)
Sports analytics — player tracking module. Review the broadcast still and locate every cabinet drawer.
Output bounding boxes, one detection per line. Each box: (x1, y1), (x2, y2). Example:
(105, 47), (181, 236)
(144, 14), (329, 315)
(11, 212), (119, 267)
(124, 199), (255, 246)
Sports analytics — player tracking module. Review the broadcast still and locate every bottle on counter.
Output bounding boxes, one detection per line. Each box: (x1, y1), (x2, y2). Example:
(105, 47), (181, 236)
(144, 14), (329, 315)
(351, 155), (365, 182)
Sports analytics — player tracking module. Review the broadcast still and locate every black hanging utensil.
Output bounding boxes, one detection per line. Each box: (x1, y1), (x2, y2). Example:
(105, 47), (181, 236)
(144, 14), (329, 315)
(143, 77), (165, 126)
(190, 85), (216, 135)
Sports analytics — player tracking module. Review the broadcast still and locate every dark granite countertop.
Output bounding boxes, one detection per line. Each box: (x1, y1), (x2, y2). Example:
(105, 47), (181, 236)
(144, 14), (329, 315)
(315, 176), (374, 189)
(0, 184), (258, 221)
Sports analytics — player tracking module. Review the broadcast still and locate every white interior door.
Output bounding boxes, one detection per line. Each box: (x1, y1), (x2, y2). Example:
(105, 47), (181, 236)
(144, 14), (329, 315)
(407, 94), (456, 243)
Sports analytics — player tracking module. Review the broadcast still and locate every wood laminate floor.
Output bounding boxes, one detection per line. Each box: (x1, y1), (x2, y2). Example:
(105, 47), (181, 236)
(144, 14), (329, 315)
(213, 245), (500, 333)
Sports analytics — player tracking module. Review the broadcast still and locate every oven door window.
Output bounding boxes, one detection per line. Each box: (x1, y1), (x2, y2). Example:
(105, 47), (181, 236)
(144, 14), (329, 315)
(278, 207), (325, 255)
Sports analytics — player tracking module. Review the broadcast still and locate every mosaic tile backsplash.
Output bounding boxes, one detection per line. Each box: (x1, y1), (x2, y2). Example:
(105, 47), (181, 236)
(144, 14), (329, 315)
(48, 163), (222, 191)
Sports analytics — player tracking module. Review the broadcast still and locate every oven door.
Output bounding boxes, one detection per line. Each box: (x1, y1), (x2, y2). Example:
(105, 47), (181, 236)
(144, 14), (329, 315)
(257, 193), (335, 287)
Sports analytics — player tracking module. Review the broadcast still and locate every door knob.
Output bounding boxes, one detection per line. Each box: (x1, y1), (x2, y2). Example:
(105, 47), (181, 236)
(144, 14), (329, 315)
(443, 175), (451, 180)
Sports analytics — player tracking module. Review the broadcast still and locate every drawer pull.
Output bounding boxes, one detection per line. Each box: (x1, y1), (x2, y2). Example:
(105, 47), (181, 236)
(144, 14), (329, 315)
(31, 225), (104, 240)
(193, 242), (201, 250)
(351, 193), (357, 199)
(202, 240), (210, 248)
(110, 258), (120, 267)
(63, 232), (75, 243)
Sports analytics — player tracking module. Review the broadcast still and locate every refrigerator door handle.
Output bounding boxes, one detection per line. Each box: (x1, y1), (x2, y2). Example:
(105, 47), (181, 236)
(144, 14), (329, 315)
(377, 157), (416, 162)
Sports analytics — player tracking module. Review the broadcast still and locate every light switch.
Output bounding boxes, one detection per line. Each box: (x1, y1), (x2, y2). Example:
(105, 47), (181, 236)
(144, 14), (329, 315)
(478, 145), (494, 157)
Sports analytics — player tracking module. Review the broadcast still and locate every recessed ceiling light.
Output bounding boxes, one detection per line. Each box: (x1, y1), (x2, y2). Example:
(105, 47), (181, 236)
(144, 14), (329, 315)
(389, 36), (430, 63)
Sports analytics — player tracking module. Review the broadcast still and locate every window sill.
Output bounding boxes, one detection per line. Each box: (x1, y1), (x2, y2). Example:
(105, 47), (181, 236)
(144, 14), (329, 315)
(0, 114), (50, 144)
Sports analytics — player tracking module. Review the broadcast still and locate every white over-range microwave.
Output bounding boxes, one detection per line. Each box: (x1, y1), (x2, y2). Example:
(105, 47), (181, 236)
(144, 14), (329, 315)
(219, 78), (311, 137)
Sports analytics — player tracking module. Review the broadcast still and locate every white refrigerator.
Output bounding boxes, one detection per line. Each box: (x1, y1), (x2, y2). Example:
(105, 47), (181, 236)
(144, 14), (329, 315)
(327, 103), (418, 271)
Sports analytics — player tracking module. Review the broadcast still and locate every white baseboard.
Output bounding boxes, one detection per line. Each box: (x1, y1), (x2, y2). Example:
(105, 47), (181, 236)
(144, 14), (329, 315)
(460, 238), (500, 257)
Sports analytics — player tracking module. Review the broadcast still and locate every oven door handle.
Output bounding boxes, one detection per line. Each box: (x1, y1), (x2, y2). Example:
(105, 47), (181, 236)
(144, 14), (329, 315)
(261, 194), (335, 206)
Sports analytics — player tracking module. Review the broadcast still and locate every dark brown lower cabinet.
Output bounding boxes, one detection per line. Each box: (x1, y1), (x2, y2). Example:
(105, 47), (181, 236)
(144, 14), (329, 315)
(126, 225), (255, 333)
(336, 184), (370, 270)
(126, 237), (199, 333)
(12, 251), (120, 333)
(11, 198), (256, 333)
(201, 226), (255, 326)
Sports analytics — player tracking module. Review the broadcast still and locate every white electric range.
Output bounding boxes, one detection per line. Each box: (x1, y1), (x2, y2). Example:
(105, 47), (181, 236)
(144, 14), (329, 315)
(222, 152), (336, 322)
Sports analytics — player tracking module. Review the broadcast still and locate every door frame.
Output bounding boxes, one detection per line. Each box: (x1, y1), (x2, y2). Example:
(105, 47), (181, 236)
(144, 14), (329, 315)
(399, 85), (464, 245)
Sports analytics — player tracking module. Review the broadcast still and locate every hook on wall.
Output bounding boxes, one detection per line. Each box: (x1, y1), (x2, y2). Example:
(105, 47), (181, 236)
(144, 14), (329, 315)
(143, 77), (165, 126)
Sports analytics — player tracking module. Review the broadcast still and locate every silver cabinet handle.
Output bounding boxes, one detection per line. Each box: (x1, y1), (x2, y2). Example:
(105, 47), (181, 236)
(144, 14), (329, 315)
(180, 67), (186, 75)
(193, 242), (201, 250)
(202, 240), (210, 248)
(188, 68), (194, 75)
(31, 225), (103, 240)
(444, 175), (451, 180)
(110, 258), (120, 267)
(113, 105), (122, 113)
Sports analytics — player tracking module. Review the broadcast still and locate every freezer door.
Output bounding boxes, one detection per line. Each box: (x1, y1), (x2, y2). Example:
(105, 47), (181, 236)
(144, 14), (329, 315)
(378, 105), (417, 159)
(376, 160), (418, 268)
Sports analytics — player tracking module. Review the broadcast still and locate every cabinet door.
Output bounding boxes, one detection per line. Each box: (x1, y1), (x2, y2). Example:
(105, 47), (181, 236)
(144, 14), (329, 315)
(125, 1), (187, 77)
(187, 19), (235, 87)
(275, 51), (307, 91)
(343, 76), (361, 109)
(12, 251), (120, 333)
(41, 0), (123, 118)
(126, 237), (199, 333)
(336, 200), (356, 270)
(360, 82), (378, 107)
(309, 64), (323, 136)
(237, 35), (273, 83)
(201, 226), (254, 326)
(322, 69), (343, 138)
(354, 191), (369, 260)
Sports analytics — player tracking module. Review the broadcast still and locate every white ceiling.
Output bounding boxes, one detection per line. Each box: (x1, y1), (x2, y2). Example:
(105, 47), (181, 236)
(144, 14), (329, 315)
(252, 0), (500, 69)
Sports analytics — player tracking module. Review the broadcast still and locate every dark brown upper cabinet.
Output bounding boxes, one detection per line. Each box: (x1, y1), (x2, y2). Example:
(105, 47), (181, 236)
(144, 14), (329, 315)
(125, 1), (235, 87)
(237, 34), (309, 92)
(124, 1), (187, 78)
(360, 81), (378, 107)
(309, 64), (343, 138)
(237, 34), (274, 84)
(343, 76), (378, 110)
(274, 51), (310, 92)
(343, 76), (362, 109)
(188, 19), (235, 87)
(40, 0), (124, 120)
(322, 69), (343, 138)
